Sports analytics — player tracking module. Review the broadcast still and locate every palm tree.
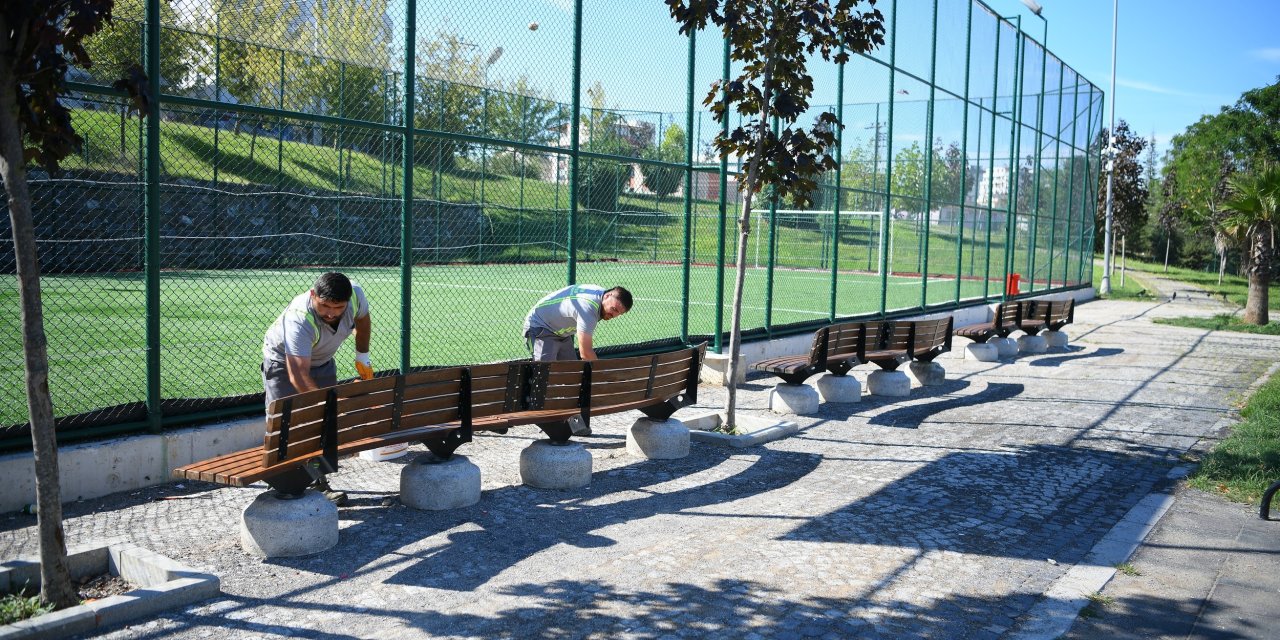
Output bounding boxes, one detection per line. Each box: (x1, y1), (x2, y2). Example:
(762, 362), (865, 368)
(1221, 162), (1280, 324)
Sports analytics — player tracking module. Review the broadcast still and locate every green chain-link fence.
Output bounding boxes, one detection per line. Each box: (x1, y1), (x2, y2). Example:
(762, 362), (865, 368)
(0, 0), (1101, 450)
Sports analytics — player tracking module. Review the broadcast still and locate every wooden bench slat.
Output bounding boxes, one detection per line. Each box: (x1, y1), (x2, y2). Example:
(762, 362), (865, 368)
(593, 377), (687, 407)
(175, 447), (261, 476)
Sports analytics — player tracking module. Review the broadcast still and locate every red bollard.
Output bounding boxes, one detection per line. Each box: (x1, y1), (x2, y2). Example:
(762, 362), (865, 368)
(1005, 273), (1021, 296)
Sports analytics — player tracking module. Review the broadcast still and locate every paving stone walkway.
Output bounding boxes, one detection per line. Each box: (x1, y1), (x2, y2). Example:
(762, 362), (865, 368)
(2, 288), (1275, 639)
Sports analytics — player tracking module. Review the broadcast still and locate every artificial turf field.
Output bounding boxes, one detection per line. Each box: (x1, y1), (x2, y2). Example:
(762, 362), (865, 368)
(0, 261), (1005, 425)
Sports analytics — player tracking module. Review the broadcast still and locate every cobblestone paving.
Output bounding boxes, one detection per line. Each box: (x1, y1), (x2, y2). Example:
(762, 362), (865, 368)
(2, 293), (1275, 639)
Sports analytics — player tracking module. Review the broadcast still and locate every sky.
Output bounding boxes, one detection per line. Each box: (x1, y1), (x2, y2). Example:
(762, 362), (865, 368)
(976, 0), (1280, 157)
(430, 0), (1280, 160)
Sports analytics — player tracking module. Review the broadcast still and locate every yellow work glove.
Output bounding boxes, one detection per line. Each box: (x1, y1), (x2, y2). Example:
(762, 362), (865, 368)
(355, 352), (374, 380)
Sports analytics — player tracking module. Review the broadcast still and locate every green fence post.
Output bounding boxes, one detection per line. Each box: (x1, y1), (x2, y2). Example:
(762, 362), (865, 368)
(337, 61), (346, 265)
(567, 0), (583, 285)
(764, 117), (779, 334)
(714, 36), (729, 354)
(682, 30), (696, 343)
(869, 102), (879, 273)
(277, 48), (285, 262)
(1063, 73), (1081, 288)
(1002, 17), (1023, 302)
(920, 0), (939, 309)
(983, 27), (1001, 301)
(879, 0), (899, 315)
(480, 89), (489, 206)
(1047, 59), (1066, 290)
(143, 0), (162, 433)
(277, 49), (284, 184)
(400, 0), (416, 373)
(955, 0), (974, 304)
(831, 49), (846, 322)
(1030, 27), (1049, 292)
(1079, 88), (1097, 284)
(213, 28), (221, 188)
(435, 80), (444, 264)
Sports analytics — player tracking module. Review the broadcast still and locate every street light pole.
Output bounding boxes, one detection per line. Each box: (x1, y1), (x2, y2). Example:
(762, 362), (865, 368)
(1100, 0), (1118, 295)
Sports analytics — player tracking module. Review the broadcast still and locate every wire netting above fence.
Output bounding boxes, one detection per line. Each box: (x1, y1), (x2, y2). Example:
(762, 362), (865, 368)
(0, 0), (1101, 449)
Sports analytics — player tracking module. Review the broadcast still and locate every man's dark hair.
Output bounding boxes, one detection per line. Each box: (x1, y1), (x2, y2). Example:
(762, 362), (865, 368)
(313, 272), (353, 302)
(607, 286), (633, 311)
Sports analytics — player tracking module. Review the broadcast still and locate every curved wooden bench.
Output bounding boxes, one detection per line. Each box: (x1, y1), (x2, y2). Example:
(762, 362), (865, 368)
(1018, 298), (1074, 335)
(750, 321), (880, 385)
(469, 344), (706, 441)
(174, 345), (707, 494)
(174, 368), (475, 495)
(954, 302), (1021, 344)
(1031, 299), (1075, 332)
(864, 317), (953, 371)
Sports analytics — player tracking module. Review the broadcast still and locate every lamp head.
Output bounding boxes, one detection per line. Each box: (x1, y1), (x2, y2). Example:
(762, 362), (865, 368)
(1020, 0), (1043, 16)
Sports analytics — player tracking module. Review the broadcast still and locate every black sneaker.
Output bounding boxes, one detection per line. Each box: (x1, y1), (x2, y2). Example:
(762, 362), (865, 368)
(311, 478), (347, 506)
(321, 489), (348, 506)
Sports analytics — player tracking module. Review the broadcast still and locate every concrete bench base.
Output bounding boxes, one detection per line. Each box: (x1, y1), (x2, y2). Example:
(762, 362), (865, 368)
(520, 440), (592, 489)
(992, 336), (1019, 358)
(867, 370), (911, 397)
(400, 453), (481, 511)
(966, 342), (999, 362)
(1045, 330), (1069, 349)
(770, 383), (820, 415)
(1018, 334), (1048, 354)
(909, 362), (946, 386)
(816, 373), (862, 403)
(240, 490), (338, 558)
(627, 418), (690, 460)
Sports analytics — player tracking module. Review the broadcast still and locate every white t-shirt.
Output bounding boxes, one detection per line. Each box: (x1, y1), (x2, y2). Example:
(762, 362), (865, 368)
(262, 284), (369, 366)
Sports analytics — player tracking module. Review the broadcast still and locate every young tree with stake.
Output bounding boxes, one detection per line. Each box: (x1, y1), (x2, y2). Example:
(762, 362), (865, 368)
(1, 0), (146, 609)
(666, 0), (884, 431)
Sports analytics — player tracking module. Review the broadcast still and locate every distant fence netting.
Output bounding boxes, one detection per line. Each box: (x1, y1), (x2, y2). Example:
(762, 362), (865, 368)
(0, 0), (1101, 449)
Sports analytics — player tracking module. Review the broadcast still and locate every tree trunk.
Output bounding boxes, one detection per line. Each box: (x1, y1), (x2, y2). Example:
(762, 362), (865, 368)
(1243, 222), (1271, 325)
(721, 21), (778, 434)
(724, 187), (756, 433)
(1163, 231), (1170, 273)
(0, 23), (78, 610)
(1218, 249), (1227, 286)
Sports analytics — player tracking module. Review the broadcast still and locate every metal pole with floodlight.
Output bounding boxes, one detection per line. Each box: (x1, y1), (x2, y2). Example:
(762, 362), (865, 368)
(1100, 0), (1118, 295)
(1020, 0), (1046, 291)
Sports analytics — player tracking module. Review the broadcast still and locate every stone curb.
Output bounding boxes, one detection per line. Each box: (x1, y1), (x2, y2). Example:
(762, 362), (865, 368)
(0, 543), (219, 640)
(683, 411), (800, 448)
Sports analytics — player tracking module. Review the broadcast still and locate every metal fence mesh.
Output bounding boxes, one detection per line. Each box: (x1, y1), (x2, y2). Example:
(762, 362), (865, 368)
(0, 0), (1102, 447)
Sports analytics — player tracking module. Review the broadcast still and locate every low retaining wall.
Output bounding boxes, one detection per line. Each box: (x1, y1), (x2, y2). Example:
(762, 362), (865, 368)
(0, 416), (262, 514)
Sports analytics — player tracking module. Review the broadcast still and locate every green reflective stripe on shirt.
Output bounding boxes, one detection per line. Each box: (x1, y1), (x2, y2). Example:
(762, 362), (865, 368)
(535, 285), (597, 310)
(533, 285), (601, 313)
(286, 308), (322, 347)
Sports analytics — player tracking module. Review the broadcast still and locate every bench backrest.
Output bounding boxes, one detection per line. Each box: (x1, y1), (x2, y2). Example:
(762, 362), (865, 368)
(263, 366), (473, 468)
(588, 344), (704, 416)
(262, 345), (705, 468)
(466, 360), (589, 426)
(1020, 298), (1075, 330)
(907, 316), (953, 360)
(809, 321), (879, 368)
(881, 316), (954, 360)
(1033, 299), (1075, 329)
(995, 302), (1022, 334)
